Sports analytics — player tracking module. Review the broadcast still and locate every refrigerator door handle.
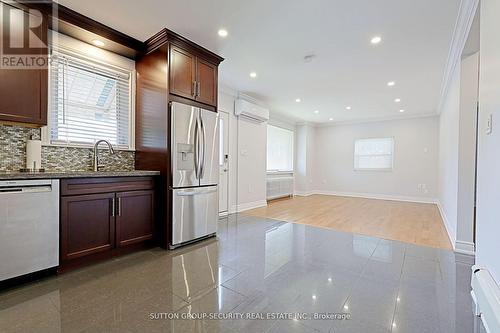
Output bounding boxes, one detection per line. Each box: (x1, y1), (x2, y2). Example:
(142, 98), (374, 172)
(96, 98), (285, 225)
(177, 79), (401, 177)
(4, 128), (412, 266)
(193, 117), (200, 179)
(200, 115), (206, 178)
(176, 187), (218, 196)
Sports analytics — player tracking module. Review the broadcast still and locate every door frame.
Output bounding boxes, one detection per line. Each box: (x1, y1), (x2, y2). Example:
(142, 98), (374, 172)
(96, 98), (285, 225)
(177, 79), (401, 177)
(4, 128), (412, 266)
(218, 110), (230, 216)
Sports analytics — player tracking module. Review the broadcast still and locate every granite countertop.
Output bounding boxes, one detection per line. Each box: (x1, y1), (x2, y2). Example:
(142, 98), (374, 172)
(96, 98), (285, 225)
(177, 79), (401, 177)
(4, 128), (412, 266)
(0, 170), (161, 180)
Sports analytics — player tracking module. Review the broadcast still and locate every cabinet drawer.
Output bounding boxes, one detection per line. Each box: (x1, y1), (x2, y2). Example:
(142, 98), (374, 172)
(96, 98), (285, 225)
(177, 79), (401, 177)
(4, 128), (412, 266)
(61, 177), (154, 196)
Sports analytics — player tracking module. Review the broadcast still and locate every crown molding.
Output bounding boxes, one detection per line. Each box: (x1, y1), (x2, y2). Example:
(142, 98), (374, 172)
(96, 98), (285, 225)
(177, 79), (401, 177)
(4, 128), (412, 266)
(437, 0), (479, 114)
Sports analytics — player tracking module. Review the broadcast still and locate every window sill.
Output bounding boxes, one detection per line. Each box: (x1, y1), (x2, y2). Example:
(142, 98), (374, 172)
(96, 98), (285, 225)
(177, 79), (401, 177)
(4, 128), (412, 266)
(42, 143), (134, 152)
(267, 171), (294, 176)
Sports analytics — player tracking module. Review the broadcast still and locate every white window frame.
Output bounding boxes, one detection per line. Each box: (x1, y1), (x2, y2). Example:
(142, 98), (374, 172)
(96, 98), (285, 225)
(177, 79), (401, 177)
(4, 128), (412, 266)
(42, 36), (135, 151)
(266, 124), (295, 174)
(353, 137), (394, 171)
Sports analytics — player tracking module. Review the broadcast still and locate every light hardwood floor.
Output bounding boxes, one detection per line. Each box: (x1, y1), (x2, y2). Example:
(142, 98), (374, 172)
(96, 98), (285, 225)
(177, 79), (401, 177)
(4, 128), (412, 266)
(243, 195), (452, 250)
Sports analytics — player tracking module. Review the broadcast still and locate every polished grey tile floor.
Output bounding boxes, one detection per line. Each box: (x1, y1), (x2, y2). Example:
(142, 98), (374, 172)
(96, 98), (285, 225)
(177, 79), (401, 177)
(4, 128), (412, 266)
(0, 214), (482, 332)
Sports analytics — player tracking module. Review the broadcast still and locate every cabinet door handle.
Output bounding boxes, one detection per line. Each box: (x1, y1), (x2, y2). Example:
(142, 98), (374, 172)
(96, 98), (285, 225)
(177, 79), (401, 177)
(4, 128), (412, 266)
(117, 197), (122, 217)
(111, 198), (116, 217)
(196, 81), (201, 97)
(192, 81), (197, 97)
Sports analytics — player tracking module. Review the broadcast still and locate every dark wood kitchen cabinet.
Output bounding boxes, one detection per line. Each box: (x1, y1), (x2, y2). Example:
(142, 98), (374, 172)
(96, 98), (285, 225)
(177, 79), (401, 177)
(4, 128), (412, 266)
(0, 1), (48, 126)
(135, 29), (223, 248)
(59, 177), (156, 272)
(169, 42), (219, 107)
(116, 190), (155, 248)
(170, 46), (197, 99)
(196, 58), (217, 106)
(60, 193), (115, 261)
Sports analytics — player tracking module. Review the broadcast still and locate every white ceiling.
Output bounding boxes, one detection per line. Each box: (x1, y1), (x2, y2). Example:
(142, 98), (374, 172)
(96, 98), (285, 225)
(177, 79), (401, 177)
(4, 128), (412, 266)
(57, 0), (460, 123)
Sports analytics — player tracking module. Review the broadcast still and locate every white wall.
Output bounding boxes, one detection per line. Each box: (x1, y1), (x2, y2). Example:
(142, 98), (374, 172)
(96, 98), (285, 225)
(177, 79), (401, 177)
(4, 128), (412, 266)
(294, 124), (315, 195)
(437, 50), (479, 254)
(438, 65), (461, 243)
(237, 118), (267, 210)
(218, 88), (268, 212)
(476, 0), (500, 283)
(311, 116), (439, 202)
(457, 52), (479, 252)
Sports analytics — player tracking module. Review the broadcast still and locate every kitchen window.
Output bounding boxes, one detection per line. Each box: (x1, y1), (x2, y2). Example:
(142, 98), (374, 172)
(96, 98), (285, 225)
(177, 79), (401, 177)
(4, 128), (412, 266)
(267, 125), (294, 172)
(354, 137), (394, 170)
(47, 49), (132, 149)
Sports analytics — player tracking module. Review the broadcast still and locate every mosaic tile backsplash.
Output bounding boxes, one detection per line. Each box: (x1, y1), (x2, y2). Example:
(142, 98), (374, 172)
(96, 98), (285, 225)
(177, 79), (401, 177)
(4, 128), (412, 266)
(0, 124), (135, 172)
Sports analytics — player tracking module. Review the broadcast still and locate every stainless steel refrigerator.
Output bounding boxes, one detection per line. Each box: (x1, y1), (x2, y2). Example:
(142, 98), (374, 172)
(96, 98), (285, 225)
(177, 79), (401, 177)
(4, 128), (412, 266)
(170, 101), (219, 248)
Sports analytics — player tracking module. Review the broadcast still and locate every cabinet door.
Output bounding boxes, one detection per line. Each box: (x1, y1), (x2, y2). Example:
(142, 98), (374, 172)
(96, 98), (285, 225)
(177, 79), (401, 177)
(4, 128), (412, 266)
(0, 3), (47, 125)
(170, 46), (196, 100)
(60, 193), (115, 261)
(196, 58), (217, 106)
(115, 190), (155, 247)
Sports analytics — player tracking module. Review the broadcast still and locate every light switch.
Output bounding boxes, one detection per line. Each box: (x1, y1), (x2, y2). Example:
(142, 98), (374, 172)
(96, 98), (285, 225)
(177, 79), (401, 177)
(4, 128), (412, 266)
(486, 114), (493, 135)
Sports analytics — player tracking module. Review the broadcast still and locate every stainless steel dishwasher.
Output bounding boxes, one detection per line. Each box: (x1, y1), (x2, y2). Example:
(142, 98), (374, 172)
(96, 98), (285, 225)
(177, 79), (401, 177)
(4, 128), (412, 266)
(0, 179), (59, 281)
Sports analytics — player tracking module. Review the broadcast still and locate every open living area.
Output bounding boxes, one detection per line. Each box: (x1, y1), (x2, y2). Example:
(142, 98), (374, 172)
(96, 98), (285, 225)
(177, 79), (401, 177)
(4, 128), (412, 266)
(0, 0), (498, 332)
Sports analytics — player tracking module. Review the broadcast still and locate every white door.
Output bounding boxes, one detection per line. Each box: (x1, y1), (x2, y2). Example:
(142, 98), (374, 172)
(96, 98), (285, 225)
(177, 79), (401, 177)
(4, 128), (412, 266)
(218, 111), (229, 214)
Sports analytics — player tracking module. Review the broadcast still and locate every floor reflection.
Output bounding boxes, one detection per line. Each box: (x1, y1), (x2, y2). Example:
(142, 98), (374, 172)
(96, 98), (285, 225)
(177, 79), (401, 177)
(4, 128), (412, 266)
(0, 214), (480, 332)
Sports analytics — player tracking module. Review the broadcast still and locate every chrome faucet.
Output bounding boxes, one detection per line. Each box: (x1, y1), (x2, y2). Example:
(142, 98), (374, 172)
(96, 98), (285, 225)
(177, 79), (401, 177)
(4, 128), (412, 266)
(93, 140), (115, 171)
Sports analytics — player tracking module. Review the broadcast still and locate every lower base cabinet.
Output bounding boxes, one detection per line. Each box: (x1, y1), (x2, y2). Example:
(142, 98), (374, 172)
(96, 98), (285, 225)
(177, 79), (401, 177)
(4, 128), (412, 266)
(59, 177), (155, 272)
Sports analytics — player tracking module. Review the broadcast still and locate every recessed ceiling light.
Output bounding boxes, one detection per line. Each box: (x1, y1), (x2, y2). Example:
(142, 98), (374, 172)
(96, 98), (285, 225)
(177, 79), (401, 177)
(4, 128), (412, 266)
(295, 98), (301, 103)
(371, 36), (382, 44)
(394, 98), (401, 103)
(92, 39), (105, 47)
(399, 109), (405, 113)
(249, 72), (257, 78)
(217, 29), (228, 37)
(387, 81), (396, 87)
(329, 117), (333, 121)
(328, 277), (332, 282)
(346, 106), (352, 110)
(343, 305), (349, 310)
(312, 295), (317, 300)
(314, 110), (319, 114)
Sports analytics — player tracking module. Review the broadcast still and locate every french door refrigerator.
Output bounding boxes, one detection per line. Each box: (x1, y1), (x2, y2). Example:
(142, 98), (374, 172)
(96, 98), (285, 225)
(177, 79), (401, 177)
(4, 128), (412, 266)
(170, 102), (219, 248)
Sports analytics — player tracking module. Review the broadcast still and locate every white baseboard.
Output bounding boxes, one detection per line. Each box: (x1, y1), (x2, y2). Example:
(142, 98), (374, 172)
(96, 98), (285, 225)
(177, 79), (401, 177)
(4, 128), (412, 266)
(436, 201), (476, 255)
(471, 266), (500, 333)
(437, 201), (457, 250)
(236, 200), (267, 212)
(294, 190), (314, 197)
(312, 190), (438, 204)
(455, 240), (475, 255)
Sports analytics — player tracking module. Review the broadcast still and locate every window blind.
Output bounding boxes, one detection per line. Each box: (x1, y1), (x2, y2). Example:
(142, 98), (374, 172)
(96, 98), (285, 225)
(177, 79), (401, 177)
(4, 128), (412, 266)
(354, 137), (394, 170)
(267, 125), (294, 172)
(49, 51), (131, 148)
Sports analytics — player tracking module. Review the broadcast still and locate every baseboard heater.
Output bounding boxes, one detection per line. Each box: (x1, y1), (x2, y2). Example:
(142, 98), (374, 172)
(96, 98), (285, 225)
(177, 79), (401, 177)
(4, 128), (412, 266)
(266, 176), (294, 200)
(471, 265), (500, 333)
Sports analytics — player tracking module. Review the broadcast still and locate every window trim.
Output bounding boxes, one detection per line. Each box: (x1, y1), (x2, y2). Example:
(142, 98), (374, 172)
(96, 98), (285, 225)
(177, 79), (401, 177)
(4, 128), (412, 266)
(353, 137), (394, 171)
(42, 44), (136, 151)
(266, 124), (295, 173)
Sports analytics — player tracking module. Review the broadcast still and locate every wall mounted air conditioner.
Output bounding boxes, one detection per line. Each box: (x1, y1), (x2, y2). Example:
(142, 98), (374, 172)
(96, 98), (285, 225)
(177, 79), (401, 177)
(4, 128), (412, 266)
(235, 99), (269, 122)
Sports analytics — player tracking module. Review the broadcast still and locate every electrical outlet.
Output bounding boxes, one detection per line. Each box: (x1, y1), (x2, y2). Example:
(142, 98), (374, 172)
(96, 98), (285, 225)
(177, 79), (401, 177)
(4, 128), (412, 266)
(486, 114), (493, 135)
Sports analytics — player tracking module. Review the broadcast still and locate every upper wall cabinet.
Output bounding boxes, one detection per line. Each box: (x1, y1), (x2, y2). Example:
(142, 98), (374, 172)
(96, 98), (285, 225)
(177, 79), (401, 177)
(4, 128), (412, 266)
(170, 46), (197, 100)
(0, 2), (48, 126)
(169, 45), (218, 107)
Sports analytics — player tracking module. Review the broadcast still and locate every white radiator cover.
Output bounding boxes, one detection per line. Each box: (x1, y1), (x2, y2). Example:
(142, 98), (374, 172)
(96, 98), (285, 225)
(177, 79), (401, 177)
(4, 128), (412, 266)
(266, 176), (294, 200)
(471, 265), (500, 333)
